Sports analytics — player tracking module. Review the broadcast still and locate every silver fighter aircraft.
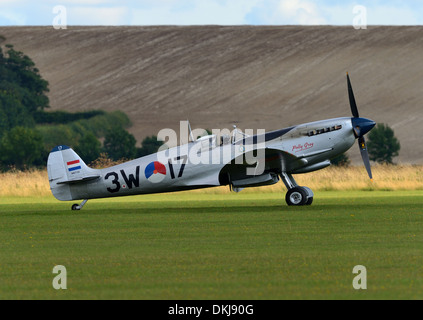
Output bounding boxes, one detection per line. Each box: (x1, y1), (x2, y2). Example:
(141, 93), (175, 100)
(47, 74), (375, 210)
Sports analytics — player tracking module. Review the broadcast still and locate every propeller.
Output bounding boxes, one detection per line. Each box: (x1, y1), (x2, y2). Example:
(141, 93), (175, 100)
(346, 73), (376, 180)
(347, 73), (359, 118)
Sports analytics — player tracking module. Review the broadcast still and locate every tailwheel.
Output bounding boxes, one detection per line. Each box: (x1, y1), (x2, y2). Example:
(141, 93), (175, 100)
(71, 199), (88, 211)
(285, 187), (313, 206)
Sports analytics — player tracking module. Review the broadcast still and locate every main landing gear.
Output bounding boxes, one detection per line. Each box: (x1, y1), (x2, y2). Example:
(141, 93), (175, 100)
(280, 173), (314, 206)
(71, 199), (88, 211)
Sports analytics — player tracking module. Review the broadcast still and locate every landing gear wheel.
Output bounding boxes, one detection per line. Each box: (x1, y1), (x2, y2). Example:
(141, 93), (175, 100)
(71, 199), (88, 211)
(303, 187), (314, 205)
(286, 187), (308, 206)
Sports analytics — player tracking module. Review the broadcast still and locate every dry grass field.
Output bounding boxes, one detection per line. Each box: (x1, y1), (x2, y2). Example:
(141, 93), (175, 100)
(2, 165), (422, 198)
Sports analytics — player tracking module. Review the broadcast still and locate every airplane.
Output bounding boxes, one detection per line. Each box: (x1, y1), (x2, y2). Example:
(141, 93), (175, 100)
(47, 74), (376, 210)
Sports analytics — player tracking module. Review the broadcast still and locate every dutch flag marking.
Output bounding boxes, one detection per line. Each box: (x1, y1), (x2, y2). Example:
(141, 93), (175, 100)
(67, 160), (81, 172)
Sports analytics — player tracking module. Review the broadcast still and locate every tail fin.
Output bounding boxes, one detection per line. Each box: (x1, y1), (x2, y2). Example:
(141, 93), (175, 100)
(47, 145), (100, 201)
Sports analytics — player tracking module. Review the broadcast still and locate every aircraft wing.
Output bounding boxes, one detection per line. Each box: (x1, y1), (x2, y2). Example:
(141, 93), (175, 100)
(262, 148), (303, 173)
(219, 147), (303, 184)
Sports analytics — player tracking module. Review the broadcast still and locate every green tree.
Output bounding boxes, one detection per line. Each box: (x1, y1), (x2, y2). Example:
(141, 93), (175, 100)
(0, 126), (44, 169)
(137, 135), (163, 157)
(103, 127), (136, 161)
(367, 123), (400, 164)
(0, 44), (49, 113)
(0, 92), (34, 137)
(0, 40), (49, 140)
(75, 132), (102, 164)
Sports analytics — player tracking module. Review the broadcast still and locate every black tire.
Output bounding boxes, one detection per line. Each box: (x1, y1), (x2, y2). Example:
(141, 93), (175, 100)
(302, 187), (314, 205)
(285, 187), (308, 206)
(305, 197), (313, 205)
(71, 204), (80, 211)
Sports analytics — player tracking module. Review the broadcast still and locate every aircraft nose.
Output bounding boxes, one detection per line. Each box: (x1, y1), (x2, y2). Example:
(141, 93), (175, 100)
(351, 117), (376, 137)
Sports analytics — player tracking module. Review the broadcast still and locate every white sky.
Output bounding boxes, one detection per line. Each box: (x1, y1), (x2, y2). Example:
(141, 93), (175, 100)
(0, 0), (422, 26)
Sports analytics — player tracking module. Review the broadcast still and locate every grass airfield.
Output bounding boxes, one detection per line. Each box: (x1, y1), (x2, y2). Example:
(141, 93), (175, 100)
(1, 190), (423, 300)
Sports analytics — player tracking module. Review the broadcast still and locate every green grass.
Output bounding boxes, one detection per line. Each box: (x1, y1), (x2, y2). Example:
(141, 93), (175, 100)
(1, 191), (423, 300)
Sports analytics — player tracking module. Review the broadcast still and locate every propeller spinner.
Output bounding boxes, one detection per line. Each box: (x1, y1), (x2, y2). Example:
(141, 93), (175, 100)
(347, 73), (376, 180)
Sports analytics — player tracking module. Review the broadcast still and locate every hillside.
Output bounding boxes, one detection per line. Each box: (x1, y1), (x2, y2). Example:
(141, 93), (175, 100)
(1, 25), (422, 164)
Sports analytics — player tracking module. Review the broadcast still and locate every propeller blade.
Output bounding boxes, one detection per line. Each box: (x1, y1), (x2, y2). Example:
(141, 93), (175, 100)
(347, 74), (374, 180)
(358, 136), (373, 180)
(347, 73), (359, 118)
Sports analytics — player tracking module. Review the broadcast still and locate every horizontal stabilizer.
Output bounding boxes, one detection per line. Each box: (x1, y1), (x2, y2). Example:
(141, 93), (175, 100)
(56, 175), (101, 185)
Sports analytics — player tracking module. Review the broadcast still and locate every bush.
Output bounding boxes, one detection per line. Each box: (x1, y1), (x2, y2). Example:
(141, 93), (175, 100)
(74, 110), (131, 138)
(33, 110), (106, 124)
(137, 135), (163, 157)
(103, 127), (137, 161)
(74, 132), (102, 164)
(36, 110), (131, 156)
